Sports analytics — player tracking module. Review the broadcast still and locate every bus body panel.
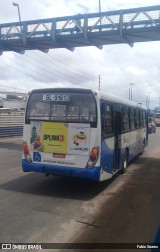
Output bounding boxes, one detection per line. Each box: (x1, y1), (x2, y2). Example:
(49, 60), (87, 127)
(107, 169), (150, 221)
(128, 128), (146, 161)
(101, 137), (114, 174)
(22, 160), (101, 181)
(99, 128), (146, 182)
(22, 88), (147, 182)
(23, 124), (100, 170)
(22, 90), (101, 180)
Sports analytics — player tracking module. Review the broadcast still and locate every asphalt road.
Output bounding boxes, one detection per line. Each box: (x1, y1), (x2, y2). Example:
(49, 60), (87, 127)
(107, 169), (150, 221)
(0, 129), (160, 252)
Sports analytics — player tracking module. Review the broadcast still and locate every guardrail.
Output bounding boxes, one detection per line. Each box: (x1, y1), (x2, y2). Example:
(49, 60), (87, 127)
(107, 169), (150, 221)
(0, 114), (24, 137)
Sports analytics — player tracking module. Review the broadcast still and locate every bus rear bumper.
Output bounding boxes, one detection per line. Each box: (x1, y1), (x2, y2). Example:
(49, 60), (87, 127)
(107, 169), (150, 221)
(22, 159), (100, 181)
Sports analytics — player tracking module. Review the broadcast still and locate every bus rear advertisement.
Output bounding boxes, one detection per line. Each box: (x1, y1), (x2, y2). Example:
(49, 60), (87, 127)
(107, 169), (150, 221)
(22, 88), (147, 182)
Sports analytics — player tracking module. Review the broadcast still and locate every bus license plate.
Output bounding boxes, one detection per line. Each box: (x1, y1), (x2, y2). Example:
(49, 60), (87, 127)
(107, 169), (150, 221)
(53, 154), (66, 159)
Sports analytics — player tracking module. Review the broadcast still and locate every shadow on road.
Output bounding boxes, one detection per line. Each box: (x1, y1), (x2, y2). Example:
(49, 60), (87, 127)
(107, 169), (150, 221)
(1, 152), (159, 201)
(0, 171), (117, 201)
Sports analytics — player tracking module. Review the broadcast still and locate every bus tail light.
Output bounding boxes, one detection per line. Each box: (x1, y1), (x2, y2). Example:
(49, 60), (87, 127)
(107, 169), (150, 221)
(23, 141), (32, 162)
(90, 155), (96, 161)
(23, 143), (28, 148)
(86, 147), (99, 168)
(92, 148), (98, 155)
(24, 149), (29, 155)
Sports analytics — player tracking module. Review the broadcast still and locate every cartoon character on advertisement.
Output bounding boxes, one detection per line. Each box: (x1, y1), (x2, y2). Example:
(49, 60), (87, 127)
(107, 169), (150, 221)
(72, 131), (86, 146)
(30, 123), (42, 151)
(33, 135), (42, 151)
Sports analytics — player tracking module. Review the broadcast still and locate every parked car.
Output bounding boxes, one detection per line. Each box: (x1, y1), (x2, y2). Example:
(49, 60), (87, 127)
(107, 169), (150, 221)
(148, 117), (156, 133)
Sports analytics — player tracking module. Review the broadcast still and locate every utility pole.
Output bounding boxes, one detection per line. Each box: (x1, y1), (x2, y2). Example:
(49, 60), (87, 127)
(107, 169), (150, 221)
(98, 0), (102, 28)
(12, 2), (21, 23)
(98, 0), (101, 13)
(12, 2), (22, 32)
(129, 83), (135, 101)
(147, 92), (152, 109)
(98, 75), (101, 90)
(146, 95), (148, 108)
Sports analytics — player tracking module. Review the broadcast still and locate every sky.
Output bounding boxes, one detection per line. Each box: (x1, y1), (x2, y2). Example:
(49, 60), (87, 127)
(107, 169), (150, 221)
(0, 0), (160, 109)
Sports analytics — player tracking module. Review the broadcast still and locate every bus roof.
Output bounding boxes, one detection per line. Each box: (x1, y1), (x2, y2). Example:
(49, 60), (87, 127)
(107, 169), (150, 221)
(98, 90), (146, 109)
(29, 87), (146, 109)
(30, 88), (92, 95)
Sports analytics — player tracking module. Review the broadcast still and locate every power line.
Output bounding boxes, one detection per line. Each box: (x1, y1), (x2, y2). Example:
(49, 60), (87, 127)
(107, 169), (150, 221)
(0, 83), (26, 92)
(100, 82), (129, 96)
(0, 56), (91, 90)
(4, 52), (95, 86)
(15, 52), (87, 84)
(32, 51), (96, 83)
(2, 54), (58, 83)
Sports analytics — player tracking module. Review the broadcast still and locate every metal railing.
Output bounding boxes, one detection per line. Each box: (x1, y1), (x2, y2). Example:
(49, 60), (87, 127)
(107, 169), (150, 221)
(0, 5), (160, 53)
(0, 114), (24, 137)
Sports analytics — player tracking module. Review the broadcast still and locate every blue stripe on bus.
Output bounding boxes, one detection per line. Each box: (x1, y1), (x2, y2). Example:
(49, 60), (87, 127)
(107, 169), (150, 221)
(101, 139), (127, 173)
(22, 159), (100, 181)
(101, 140), (114, 173)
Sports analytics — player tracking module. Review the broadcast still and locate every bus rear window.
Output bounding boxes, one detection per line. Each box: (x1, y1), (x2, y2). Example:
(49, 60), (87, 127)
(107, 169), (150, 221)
(26, 92), (97, 125)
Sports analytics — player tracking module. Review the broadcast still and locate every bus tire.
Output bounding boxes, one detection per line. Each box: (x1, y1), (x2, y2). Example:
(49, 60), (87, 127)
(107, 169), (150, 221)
(120, 152), (128, 174)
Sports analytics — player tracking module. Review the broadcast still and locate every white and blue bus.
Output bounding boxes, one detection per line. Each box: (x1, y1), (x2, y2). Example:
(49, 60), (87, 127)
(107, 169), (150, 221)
(22, 88), (147, 182)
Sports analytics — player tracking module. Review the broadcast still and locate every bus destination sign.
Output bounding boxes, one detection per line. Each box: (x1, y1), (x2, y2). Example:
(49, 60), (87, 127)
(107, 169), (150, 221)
(43, 94), (70, 102)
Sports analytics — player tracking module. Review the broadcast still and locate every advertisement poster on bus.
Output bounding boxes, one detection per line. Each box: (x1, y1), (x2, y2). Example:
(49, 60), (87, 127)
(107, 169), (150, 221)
(30, 122), (90, 155)
(30, 121), (68, 153)
(68, 123), (90, 155)
(30, 121), (42, 151)
(41, 122), (68, 153)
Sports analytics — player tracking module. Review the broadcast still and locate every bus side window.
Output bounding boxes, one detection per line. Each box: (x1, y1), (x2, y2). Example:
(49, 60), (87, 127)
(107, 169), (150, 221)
(129, 108), (135, 131)
(143, 110), (147, 127)
(128, 108), (131, 130)
(121, 106), (129, 133)
(134, 109), (137, 128)
(101, 103), (113, 138)
(137, 109), (140, 128)
(139, 110), (143, 128)
(134, 109), (140, 129)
